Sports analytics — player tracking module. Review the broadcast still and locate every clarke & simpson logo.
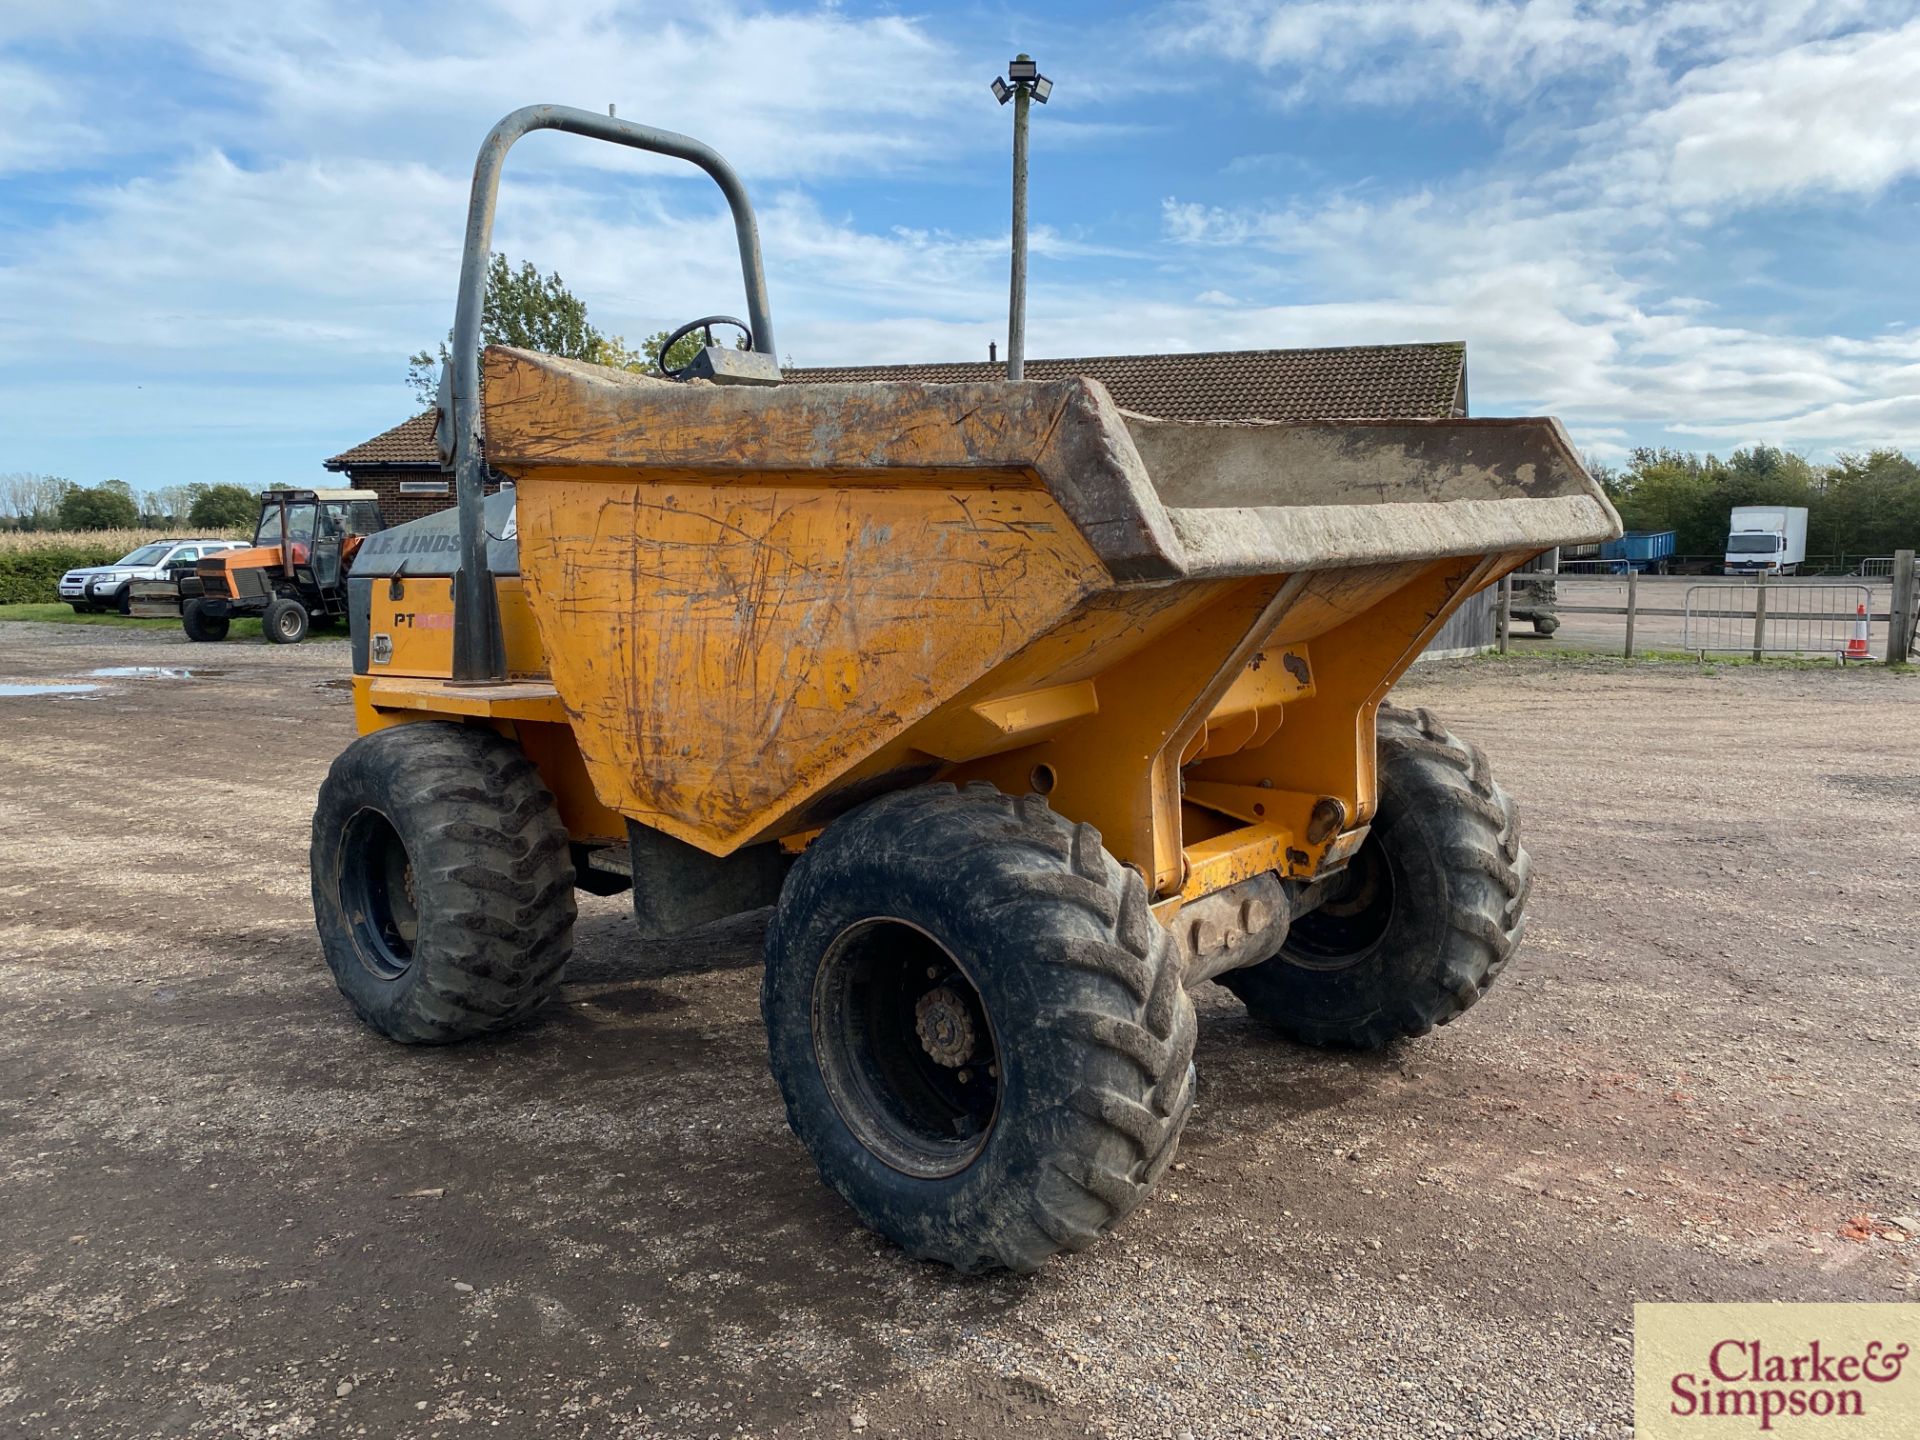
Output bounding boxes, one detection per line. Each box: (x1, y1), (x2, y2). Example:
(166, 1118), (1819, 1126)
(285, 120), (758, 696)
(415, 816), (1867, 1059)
(1635, 1305), (1919, 1438)
(1670, 1337), (1908, 1427)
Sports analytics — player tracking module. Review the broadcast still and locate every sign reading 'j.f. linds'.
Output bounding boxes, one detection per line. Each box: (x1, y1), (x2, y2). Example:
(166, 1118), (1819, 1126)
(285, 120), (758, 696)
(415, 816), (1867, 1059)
(1635, 1305), (1917, 1437)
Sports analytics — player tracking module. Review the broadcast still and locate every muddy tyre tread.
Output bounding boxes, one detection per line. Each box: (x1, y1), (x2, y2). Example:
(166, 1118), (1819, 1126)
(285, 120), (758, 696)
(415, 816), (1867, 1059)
(1220, 705), (1528, 1049)
(763, 782), (1196, 1273)
(311, 723), (575, 1045)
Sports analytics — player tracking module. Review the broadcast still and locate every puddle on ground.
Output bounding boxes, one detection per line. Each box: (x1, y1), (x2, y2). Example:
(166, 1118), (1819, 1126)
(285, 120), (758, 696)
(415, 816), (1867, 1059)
(0, 682), (103, 697)
(88, 666), (224, 680)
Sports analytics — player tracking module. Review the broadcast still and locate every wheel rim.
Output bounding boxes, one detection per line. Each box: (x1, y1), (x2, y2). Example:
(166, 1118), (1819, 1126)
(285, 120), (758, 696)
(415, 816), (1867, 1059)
(339, 807), (418, 980)
(1283, 833), (1396, 970)
(277, 609), (302, 640)
(811, 918), (1002, 1178)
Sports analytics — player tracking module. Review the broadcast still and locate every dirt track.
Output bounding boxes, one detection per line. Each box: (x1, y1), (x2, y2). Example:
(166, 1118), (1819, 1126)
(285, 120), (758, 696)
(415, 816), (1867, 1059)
(1, 622), (1916, 1439)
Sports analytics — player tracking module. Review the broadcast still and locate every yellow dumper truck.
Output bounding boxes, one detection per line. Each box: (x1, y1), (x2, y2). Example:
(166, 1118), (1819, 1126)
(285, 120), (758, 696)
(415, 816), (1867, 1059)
(311, 107), (1620, 1271)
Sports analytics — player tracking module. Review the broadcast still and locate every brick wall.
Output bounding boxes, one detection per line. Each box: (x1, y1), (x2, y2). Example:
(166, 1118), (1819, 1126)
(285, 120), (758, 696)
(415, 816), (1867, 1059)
(337, 466), (504, 526)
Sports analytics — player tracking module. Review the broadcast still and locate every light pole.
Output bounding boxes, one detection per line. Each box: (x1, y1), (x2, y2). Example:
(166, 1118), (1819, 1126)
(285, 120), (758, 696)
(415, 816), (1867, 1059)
(991, 54), (1052, 380)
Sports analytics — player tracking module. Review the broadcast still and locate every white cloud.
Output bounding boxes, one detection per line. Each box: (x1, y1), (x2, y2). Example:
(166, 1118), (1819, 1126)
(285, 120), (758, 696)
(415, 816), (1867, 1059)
(1168, 0), (1915, 106)
(1173, 0), (1658, 102)
(7, 1), (980, 183)
(3, 0), (1918, 485)
(0, 58), (102, 174)
(1637, 18), (1920, 208)
(0, 151), (465, 361)
(0, 136), (1041, 458)
(1153, 5), (1920, 455)
(1155, 170), (1920, 454)
(0, 0), (1020, 475)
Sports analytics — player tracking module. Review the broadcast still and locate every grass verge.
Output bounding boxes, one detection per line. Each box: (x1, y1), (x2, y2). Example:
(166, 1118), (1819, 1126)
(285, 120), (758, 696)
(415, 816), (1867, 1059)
(0, 602), (344, 642)
(1472, 644), (1908, 675)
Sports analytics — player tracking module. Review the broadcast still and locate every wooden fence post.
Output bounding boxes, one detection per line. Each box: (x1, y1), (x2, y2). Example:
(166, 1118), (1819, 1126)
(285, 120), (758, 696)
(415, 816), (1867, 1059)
(1497, 576), (1511, 654)
(1751, 573), (1768, 663)
(1891, 549), (1917, 665)
(1623, 569), (1638, 659)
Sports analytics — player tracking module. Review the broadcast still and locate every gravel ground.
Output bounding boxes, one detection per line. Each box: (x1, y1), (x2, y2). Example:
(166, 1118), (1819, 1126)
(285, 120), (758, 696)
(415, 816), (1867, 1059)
(1, 621), (1915, 1439)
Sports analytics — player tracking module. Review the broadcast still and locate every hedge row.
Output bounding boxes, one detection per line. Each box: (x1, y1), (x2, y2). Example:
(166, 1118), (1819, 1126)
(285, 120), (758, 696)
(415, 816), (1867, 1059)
(0, 546), (127, 605)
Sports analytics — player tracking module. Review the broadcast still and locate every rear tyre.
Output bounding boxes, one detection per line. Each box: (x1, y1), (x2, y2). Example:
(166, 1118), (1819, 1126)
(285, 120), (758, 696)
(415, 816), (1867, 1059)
(1532, 615), (1560, 637)
(311, 722), (576, 1044)
(1218, 705), (1529, 1049)
(181, 599), (230, 643)
(762, 782), (1196, 1273)
(264, 597), (309, 644)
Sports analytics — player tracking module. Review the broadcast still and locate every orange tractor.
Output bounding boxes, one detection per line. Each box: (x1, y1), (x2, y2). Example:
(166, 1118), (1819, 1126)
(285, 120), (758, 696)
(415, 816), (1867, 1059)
(169, 487), (386, 643)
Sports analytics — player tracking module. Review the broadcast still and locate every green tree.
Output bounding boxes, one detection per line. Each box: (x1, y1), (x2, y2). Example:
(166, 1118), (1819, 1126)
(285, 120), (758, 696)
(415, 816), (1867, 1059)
(1611, 444), (1920, 563)
(1821, 450), (1920, 557)
(1585, 456), (1624, 505)
(58, 480), (140, 530)
(1614, 449), (1723, 552)
(189, 483), (260, 530)
(589, 332), (652, 372)
(408, 255), (604, 402)
(652, 325), (750, 372)
(146, 483), (203, 526)
(588, 326), (751, 376)
(0, 473), (74, 529)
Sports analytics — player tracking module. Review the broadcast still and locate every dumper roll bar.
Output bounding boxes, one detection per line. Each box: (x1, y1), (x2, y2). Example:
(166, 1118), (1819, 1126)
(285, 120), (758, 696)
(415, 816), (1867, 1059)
(445, 104), (778, 683)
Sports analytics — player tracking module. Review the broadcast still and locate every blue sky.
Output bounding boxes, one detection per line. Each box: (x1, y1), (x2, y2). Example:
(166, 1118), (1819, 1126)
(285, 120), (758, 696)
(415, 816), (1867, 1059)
(3, 0), (1917, 494)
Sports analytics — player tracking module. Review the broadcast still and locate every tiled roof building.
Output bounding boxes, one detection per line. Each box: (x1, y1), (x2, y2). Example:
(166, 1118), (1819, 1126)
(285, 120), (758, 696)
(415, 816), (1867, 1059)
(323, 341), (1468, 523)
(787, 342), (1467, 422)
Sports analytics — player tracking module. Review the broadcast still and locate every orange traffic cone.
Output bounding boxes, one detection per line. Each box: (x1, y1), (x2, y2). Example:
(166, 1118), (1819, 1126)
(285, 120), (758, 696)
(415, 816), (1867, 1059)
(1845, 602), (1871, 660)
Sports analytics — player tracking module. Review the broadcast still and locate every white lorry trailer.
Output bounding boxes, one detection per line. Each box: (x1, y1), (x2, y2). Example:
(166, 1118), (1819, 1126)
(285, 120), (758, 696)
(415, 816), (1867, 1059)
(1723, 505), (1808, 576)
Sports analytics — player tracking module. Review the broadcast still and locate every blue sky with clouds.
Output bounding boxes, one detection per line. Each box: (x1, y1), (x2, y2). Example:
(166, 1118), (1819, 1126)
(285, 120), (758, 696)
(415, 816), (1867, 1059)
(3, 0), (1917, 493)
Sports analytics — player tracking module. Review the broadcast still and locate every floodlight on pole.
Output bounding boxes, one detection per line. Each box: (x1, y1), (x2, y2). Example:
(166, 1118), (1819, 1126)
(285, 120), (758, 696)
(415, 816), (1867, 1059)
(991, 53), (1053, 380)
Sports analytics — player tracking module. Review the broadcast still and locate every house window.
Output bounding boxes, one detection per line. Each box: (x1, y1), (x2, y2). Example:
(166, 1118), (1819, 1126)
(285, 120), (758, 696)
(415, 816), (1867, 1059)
(398, 480), (449, 495)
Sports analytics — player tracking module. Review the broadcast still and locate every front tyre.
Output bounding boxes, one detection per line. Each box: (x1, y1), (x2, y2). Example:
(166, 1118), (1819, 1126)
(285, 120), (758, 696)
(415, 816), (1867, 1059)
(1218, 706), (1529, 1049)
(762, 783), (1196, 1273)
(182, 599), (230, 642)
(264, 597), (309, 644)
(311, 722), (576, 1044)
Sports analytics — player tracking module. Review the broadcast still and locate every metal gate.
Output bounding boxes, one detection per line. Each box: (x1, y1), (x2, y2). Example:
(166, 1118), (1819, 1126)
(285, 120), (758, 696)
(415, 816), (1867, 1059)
(1682, 583), (1876, 657)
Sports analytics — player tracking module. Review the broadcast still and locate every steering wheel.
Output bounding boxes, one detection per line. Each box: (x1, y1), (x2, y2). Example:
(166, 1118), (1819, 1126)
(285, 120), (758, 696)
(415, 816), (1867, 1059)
(658, 315), (754, 379)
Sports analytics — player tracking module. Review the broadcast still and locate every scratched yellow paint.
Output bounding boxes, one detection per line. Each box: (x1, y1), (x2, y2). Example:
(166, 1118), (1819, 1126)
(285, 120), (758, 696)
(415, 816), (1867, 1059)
(512, 475), (1103, 855)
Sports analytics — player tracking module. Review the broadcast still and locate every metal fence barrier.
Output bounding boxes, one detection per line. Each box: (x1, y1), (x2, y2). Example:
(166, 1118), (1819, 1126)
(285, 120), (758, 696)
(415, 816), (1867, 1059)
(1681, 583), (1875, 658)
(1503, 549), (1914, 664)
(1549, 553), (1894, 578)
